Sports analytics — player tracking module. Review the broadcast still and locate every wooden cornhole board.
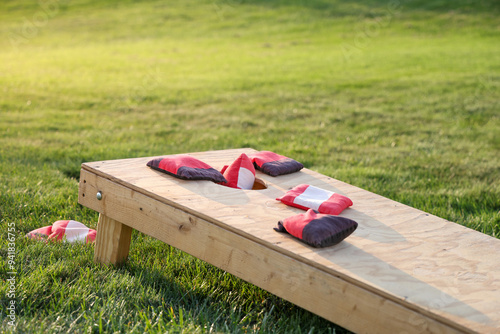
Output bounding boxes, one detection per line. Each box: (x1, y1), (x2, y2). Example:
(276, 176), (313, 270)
(78, 148), (500, 333)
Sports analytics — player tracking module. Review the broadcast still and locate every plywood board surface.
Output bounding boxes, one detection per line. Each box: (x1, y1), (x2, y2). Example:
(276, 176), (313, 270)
(80, 148), (500, 333)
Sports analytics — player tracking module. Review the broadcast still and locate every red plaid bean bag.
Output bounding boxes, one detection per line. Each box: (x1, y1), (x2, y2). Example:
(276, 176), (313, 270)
(147, 154), (227, 183)
(274, 209), (358, 248)
(276, 184), (353, 215)
(26, 220), (96, 243)
(220, 153), (256, 189)
(248, 151), (303, 176)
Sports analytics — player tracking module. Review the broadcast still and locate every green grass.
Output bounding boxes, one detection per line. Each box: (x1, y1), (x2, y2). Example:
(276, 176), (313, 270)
(1, 0), (499, 332)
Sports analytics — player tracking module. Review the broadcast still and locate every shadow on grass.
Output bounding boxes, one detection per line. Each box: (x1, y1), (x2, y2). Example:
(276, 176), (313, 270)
(222, 0), (500, 15)
(120, 247), (351, 333)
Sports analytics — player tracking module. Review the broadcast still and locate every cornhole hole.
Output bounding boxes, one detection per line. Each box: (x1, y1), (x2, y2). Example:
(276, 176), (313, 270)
(78, 148), (500, 333)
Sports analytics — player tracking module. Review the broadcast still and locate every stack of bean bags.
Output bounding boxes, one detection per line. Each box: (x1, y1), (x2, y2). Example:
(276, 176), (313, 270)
(146, 150), (304, 189)
(146, 150), (357, 248)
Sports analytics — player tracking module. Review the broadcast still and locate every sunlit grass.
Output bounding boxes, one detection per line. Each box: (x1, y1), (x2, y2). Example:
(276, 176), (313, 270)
(0, 0), (499, 332)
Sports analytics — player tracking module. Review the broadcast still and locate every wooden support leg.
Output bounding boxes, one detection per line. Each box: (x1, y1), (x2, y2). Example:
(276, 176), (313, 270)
(94, 214), (133, 265)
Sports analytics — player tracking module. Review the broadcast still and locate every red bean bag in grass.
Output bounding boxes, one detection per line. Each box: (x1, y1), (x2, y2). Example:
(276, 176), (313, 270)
(220, 153), (256, 189)
(147, 155), (227, 183)
(26, 220), (97, 244)
(274, 209), (358, 248)
(248, 151), (303, 176)
(276, 184), (353, 215)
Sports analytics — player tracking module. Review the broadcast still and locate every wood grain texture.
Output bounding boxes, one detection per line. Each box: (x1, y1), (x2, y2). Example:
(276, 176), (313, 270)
(78, 148), (500, 333)
(94, 213), (132, 265)
(79, 169), (460, 334)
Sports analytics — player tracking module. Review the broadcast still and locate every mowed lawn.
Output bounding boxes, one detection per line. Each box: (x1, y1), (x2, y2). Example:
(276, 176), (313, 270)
(0, 0), (499, 332)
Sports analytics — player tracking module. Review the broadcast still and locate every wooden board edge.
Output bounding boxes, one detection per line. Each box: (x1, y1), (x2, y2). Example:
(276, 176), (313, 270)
(78, 169), (480, 333)
(80, 148), (258, 172)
